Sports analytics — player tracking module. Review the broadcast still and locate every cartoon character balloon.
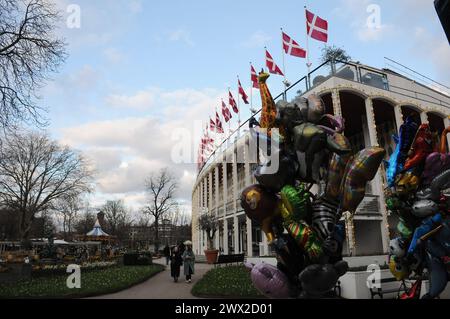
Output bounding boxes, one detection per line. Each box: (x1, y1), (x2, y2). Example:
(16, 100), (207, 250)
(242, 71), (385, 298)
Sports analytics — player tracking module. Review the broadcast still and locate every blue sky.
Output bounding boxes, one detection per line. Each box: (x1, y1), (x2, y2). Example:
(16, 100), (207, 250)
(39, 0), (450, 214)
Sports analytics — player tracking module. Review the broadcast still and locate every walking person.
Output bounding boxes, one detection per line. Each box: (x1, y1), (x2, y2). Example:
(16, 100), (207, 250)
(163, 244), (170, 266)
(182, 242), (195, 283)
(170, 246), (182, 282)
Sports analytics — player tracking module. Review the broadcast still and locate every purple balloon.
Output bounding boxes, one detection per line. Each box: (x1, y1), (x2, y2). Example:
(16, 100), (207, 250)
(245, 262), (293, 299)
(422, 152), (450, 186)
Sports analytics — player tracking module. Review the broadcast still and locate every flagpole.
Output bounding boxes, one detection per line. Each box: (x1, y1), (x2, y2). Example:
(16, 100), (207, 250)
(280, 27), (288, 101)
(236, 77), (241, 139)
(305, 4), (312, 88)
(249, 62), (253, 114)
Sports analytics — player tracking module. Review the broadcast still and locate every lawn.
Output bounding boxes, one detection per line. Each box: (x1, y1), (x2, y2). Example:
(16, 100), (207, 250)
(0, 264), (165, 299)
(192, 265), (264, 299)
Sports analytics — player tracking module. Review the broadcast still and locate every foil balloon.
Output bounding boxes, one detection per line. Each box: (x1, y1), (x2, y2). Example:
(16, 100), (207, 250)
(389, 256), (411, 281)
(245, 262), (294, 299)
(311, 196), (340, 241)
(341, 147), (386, 213)
(403, 124), (433, 171)
(386, 116), (418, 187)
(286, 222), (323, 261)
(439, 125), (450, 154)
(421, 152), (450, 187)
(240, 184), (280, 243)
(325, 133), (353, 200)
(254, 150), (298, 192)
(280, 184), (311, 224)
(298, 261), (348, 297)
(258, 71), (284, 137)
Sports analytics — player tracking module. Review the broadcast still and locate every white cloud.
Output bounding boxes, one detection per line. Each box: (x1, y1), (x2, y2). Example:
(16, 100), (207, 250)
(333, 0), (395, 42)
(60, 86), (226, 210)
(103, 48), (126, 64)
(168, 28), (195, 47)
(242, 31), (272, 48)
(129, 0), (143, 14)
(357, 24), (393, 42)
(106, 89), (159, 110)
(413, 27), (450, 85)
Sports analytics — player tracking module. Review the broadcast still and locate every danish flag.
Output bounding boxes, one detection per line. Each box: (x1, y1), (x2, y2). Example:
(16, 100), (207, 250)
(221, 100), (232, 122)
(251, 65), (259, 89)
(238, 79), (249, 104)
(210, 117), (216, 131)
(216, 112), (224, 133)
(265, 49), (284, 76)
(282, 31), (306, 58)
(306, 9), (328, 43)
(229, 91), (239, 114)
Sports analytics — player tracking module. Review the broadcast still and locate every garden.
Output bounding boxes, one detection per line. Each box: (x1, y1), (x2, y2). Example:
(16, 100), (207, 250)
(192, 265), (264, 299)
(0, 263), (165, 299)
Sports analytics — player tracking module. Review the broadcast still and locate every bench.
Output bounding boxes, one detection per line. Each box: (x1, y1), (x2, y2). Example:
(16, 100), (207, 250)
(214, 254), (245, 267)
(370, 277), (407, 299)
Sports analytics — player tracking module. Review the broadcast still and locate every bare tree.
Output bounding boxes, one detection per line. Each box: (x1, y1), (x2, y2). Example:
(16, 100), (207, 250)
(0, 0), (67, 129)
(144, 168), (177, 252)
(102, 199), (127, 235)
(53, 193), (81, 240)
(0, 131), (92, 241)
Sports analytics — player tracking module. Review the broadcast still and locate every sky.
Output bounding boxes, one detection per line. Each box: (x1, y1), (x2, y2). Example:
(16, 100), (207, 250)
(37, 0), (450, 216)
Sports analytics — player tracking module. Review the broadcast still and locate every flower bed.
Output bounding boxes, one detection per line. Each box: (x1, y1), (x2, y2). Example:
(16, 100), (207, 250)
(31, 261), (118, 278)
(192, 265), (263, 299)
(0, 264), (165, 299)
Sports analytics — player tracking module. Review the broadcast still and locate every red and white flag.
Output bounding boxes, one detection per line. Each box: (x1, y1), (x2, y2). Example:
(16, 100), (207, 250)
(282, 31), (306, 58)
(209, 117), (216, 131)
(229, 91), (239, 114)
(238, 79), (249, 104)
(216, 112), (224, 133)
(306, 9), (328, 43)
(251, 65), (259, 89)
(221, 100), (232, 122)
(265, 49), (284, 76)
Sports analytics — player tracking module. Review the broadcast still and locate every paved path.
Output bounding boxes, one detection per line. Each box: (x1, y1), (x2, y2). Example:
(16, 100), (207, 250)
(91, 258), (213, 299)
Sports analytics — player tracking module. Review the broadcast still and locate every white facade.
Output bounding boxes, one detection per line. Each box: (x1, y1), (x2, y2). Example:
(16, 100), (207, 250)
(192, 61), (450, 258)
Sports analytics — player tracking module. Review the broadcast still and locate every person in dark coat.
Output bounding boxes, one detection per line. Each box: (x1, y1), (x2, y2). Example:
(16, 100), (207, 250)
(170, 246), (183, 282)
(163, 245), (170, 265)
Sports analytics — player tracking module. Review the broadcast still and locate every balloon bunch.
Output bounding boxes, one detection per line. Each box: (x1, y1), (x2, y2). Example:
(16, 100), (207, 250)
(385, 118), (450, 299)
(242, 72), (385, 298)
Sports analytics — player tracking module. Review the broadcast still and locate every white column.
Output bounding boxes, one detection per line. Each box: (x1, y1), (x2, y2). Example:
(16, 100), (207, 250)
(262, 230), (268, 256)
(208, 171), (213, 213)
(244, 136), (253, 257)
(214, 166), (220, 250)
(444, 117), (450, 151)
(364, 98), (379, 147)
(234, 216), (239, 254)
(246, 218), (253, 257)
(223, 218), (229, 254)
(331, 89), (342, 117)
(420, 111), (428, 124)
(394, 105), (403, 132)
(232, 151), (239, 253)
(365, 97), (390, 254)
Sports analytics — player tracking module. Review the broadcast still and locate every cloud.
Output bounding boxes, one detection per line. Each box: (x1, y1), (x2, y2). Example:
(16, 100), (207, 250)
(333, 0), (395, 42)
(413, 27), (450, 86)
(103, 48), (126, 64)
(60, 86), (225, 209)
(168, 28), (195, 47)
(129, 0), (143, 14)
(242, 31), (272, 48)
(106, 89), (158, 110)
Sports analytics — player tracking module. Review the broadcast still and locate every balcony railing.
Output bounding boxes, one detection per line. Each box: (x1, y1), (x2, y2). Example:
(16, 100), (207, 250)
(197, 59), (450, 178)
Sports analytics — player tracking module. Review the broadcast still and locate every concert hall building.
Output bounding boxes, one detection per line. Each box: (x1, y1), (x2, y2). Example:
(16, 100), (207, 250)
(191, 59), (450, 258)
